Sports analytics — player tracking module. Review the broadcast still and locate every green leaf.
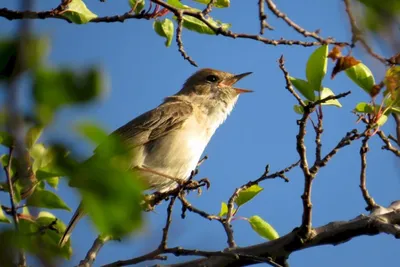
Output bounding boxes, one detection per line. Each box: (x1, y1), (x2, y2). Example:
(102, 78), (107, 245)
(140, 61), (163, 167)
(175, 16), (231, 35)
(33, 67), (104, 124)
(354, 102), (375, 113)
(0, 204), (11, 223)
(167, 0), (191, 9)
(153, 19), (175, 47)
(26, 189), (71, 211)
(289, 77), (315, 101)
(61, 0), (98, 24)
(376, 114), (388, 126)
(306, 45), (328, 91)
(248, 215), (279, 240)
(345, 63), (375, 94)
(235, 185), (263, 207)
(25, 126), (43, 149)
(0, 131), (13, 147)
(0, 37), (49, 81)
(46, 177), (59, 189)
(319, 87), (342, 107)
(293, 105), (304, 114)
(70, 126), (144, 238)
(0, 154), (17, 178)
(129, 0), (145, 14)
(219, 202), (228, 217)
(75, 122), (108, 145)
(193, 0), (230, 8)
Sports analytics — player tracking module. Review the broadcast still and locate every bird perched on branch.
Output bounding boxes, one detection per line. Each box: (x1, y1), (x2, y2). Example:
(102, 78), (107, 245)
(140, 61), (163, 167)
(59, 68), (252, 247)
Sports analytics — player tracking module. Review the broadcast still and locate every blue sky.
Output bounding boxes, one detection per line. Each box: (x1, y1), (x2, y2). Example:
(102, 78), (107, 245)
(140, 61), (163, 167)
(1, 0), (399, 266)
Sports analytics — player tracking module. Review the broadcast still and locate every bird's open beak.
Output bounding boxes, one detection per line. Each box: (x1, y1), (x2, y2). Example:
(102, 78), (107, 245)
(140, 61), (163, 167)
(220, 72), (253, 94)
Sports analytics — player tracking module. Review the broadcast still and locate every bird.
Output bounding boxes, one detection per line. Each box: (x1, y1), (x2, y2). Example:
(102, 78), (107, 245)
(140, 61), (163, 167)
(59, 68), (252, 247)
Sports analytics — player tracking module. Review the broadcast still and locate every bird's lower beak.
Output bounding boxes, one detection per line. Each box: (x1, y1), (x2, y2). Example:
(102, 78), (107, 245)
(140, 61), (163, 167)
(219, 72), (253, 94)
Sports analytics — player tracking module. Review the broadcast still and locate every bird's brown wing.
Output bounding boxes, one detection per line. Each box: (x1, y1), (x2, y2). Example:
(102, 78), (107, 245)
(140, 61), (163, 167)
(94, 99), (193, 153)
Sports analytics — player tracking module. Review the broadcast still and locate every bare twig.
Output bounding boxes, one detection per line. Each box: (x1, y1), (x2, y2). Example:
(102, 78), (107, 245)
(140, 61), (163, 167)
(266, 0), (325, 42)
(175, 12), (198, 67)
(343, 0), (388, 64)
(258, 0), (273, 34)
(79, 236), (111, 267)
(159, 197), (176, 249)
(278, 55), (306, 107)
(359, 136), (378, 211)
(202, 0), (216, 15)
(314, 108), (323, 164)
(377, 131), (400, 157)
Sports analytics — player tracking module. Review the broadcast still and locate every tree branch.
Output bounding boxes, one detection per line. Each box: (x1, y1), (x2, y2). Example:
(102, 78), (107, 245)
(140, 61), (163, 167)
(164, 202), (400, 267)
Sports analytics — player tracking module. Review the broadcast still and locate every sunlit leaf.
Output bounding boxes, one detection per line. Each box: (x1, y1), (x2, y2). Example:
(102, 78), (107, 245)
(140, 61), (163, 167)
(75, 122), (108, 146)
(376, 113), (388, 126)
(153, 19), (175, 47)
(235, 185), (263, 207)
(61, 0), (98, 24)
(345, 63), (375, 94)
(26, 189), (71, 211)
(129, 0), (145, 14)
(167, 0), (191, 9)
(248, 215), (279, 240)
(175, 15), (231, 35)
(306, 45), (328, 91)
(289, 77), (315, 101)
(219, 202), (228, 217)
(319, 87), (342, 107)
(354, 102), (375, 113)
(193, 0), (230, 8)
(25, 126), (43, 149)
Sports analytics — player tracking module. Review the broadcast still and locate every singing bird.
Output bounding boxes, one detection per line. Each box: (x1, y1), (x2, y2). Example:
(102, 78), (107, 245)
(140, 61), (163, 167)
(59, 68), (252, 247)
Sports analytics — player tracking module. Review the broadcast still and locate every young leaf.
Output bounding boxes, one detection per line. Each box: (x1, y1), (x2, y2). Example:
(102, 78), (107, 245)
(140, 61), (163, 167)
(0, 203), (11, 223)
(306, 45), (328, 91)
(235, 185), (263, 207)
(293, 105), (304, 114)
(319, 87), (342, 107)
(129, 0), (145, 14)
(289, 77), (315, 101)
(248, 215), (279, 240)
(345, 63), (375, 94)
(61, 0), (98, 24)
(167, 0), (190, 9)
(219, 202), (228, 217)
(0, 131), (13, 147)
(193, 0), (230, 8)
(153, 19), (175, 47)
(26, 189), (71, 211)
(25, 125), (43, 149)
(175, 16), (231, 35)
(354, 102), (374, 113)
(75, 122), (108, 145)
(376, 114), (388, 126)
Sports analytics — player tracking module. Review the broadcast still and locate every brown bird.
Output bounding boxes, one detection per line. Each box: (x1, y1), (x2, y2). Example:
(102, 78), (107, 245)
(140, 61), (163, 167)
(59, 68), (252, 247)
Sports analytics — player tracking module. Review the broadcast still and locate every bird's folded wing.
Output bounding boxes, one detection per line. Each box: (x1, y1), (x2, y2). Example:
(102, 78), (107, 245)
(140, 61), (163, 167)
(94, 99), (193, 153)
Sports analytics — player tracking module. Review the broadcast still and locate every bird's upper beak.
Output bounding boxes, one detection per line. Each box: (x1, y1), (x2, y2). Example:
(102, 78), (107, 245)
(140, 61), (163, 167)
(219, 72), (253, 94)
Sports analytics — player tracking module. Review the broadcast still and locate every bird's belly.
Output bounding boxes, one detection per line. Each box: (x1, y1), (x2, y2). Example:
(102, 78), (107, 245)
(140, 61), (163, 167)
(140, 123), (210, 191)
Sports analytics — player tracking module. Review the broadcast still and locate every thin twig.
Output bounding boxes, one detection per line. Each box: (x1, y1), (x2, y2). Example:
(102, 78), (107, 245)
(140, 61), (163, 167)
(343, 0), (388, 64)
(79, 236), (111, 267)
(278, 55), (306, 107)
(175, 12), (198, 67)
(359, 136), (378, 211)
(266, 0), (325, 42)
(159, 197), (176, 249)
(258, 0), (273, 34)
(202, 0), (216, 15)
(314, 108), (323, 164)
(377, 131), (400, 157)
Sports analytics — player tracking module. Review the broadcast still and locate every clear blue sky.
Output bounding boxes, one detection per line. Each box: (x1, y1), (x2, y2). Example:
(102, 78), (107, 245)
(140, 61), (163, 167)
(1, 1), (399, 266)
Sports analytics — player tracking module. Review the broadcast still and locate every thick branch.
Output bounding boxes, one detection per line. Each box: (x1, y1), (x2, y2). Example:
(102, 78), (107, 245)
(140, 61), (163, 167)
(165, 203), (400, 267)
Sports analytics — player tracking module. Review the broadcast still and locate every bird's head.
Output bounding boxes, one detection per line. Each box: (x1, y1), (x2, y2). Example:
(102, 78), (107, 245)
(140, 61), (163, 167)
(177, 68), (252, 102)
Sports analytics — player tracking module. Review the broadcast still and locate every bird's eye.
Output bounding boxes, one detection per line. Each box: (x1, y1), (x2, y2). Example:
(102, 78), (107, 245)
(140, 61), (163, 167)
(206, 75), (219, 82)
